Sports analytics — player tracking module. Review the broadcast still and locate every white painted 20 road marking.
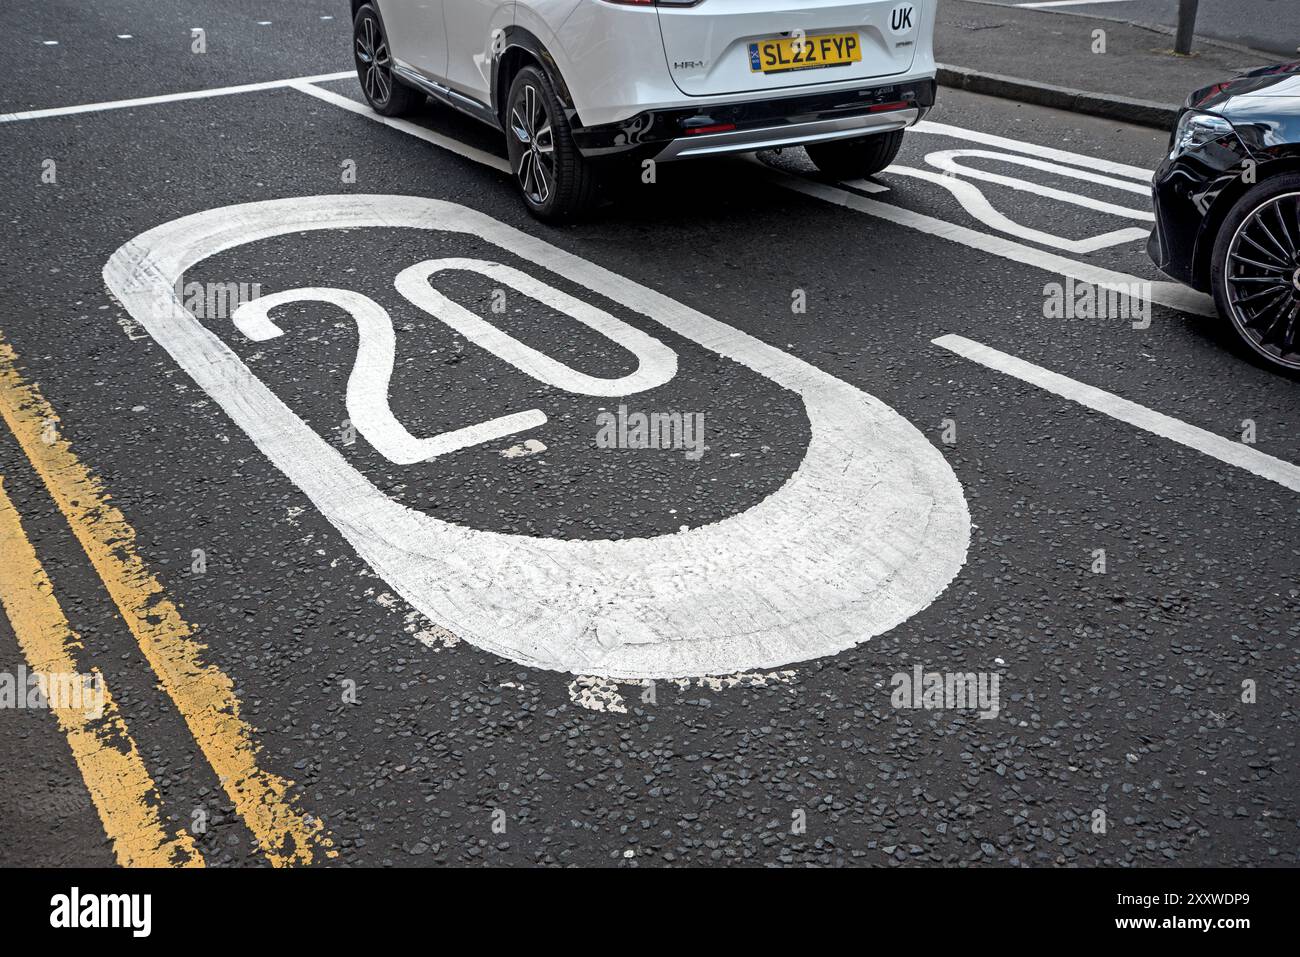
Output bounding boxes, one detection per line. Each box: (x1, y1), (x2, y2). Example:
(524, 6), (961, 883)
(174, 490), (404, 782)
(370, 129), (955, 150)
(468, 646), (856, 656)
(106, 195), (971, 679)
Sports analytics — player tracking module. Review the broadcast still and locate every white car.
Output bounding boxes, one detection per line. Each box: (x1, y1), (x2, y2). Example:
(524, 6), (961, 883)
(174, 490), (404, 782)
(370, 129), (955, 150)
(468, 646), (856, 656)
(349, 0), (936, 220)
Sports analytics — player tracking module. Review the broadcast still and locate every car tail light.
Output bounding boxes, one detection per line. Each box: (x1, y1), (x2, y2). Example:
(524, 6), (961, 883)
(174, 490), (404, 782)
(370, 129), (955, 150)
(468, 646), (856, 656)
(868, 100), (911, 113)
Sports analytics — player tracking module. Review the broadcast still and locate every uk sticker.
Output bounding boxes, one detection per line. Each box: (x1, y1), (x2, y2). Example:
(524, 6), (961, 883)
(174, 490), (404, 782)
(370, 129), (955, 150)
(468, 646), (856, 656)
(103, 194), (969, 679)
(890, 3), (917, 35)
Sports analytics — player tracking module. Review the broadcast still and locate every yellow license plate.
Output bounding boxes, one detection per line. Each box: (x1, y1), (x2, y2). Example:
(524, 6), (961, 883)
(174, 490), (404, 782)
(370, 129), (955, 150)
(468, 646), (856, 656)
(748, 33), (862, 74)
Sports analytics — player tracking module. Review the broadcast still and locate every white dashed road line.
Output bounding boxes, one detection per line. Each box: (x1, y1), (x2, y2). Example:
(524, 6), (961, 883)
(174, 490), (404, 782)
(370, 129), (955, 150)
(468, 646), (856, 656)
(934, 333), (1300, 494)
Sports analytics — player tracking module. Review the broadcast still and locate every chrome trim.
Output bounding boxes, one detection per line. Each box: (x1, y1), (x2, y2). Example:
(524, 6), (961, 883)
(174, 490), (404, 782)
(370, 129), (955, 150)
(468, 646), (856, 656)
(653, 107), (918, 160)
(391, 64), (500, 128)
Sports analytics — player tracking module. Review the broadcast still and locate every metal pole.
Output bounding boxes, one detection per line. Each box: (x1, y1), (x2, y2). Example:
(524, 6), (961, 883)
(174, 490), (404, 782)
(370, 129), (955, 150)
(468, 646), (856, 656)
(1175, 0), (1200, 55)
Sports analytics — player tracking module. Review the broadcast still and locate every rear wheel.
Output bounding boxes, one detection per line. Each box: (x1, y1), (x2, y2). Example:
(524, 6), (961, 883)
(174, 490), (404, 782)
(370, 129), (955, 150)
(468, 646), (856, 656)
(353, 4), (419, 117)
(806, 129), (905, 180)
(505, 66), (598, 223)
(1211, 173), (1300, 371)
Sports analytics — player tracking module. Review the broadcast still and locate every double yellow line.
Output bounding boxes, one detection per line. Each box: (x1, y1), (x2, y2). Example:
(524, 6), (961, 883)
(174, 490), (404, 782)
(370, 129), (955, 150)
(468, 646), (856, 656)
(0, 336), (334, 866)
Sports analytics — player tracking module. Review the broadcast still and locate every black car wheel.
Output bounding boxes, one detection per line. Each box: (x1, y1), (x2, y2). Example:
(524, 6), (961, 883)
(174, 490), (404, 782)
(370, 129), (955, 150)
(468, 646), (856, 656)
(806, 129), (905, 180)
(1212, 174), (1300, 371)
(353, 4), (419, 117)
(505, 66), (598, 222)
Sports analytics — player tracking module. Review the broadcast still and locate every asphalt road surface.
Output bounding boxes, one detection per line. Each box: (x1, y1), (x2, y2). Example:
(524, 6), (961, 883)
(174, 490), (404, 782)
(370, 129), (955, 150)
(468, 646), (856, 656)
(980, 0), (1300, 58)
(1, 1), (1297, 869)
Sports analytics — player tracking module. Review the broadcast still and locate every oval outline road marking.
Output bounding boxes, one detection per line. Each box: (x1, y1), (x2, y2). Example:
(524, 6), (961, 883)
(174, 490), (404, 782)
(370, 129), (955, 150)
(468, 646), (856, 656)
(105, 194), (970, 680)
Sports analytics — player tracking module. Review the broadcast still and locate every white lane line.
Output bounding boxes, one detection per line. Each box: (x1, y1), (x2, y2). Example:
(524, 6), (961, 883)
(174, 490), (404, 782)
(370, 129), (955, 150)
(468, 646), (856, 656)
(765, 166), (1214, 315)
(934, 333), (1300, 494)
(914, 120), (1153, 181)
(0, 71), (354, 123)
(289, 81), (512, 172)
(1018, 0), (1135, 8)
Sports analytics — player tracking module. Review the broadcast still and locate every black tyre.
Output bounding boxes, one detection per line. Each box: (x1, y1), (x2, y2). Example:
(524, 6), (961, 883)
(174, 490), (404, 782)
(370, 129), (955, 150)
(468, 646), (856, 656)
(806, 129), (905, 180)
(353, 4), (420, 117)
(505, 66), (598, 222)
(1211, 172), (1300, 371)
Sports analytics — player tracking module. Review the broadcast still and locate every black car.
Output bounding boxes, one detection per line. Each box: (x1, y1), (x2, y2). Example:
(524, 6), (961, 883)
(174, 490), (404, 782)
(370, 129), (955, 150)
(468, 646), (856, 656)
(1149, 62), (1300, 371)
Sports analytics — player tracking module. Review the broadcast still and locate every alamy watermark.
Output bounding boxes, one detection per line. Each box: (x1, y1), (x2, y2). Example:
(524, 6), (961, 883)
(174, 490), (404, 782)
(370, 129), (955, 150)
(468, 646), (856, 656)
(0, 667), (105, 717)
(891, 664), (1000, 719)
(595, 404), (705, 460)
(1043, 278), (1151, 329)
(174, 279), (263, 319)
(50, 887), (151, 937)
(143, 276), (263, 319)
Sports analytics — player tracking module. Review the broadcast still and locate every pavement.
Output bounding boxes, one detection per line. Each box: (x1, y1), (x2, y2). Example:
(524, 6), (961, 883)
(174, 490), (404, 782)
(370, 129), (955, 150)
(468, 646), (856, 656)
(0, 1), (1298, 872)
(937, 0), (1287, 127)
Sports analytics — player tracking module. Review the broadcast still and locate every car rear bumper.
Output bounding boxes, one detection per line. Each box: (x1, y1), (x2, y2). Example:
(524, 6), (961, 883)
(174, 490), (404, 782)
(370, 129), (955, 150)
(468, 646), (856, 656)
(654, 107), (917, 160)
(570, 77), (935, 161)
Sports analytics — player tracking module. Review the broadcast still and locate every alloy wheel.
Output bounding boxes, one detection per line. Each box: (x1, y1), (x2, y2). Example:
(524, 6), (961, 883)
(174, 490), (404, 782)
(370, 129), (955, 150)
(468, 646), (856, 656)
(1225, 191), (1300, 369)
(509, 84), (555, 207)
(354, 14), (392, 107)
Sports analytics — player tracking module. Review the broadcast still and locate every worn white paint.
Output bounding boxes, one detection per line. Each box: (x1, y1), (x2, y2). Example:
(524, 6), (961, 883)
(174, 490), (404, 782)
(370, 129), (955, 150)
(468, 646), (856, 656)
(921, 149), (1153, 207)
(104, 195), (969, 678)
(882, 164), (1150, 253)
(233, 286), (546, 463)
(912, 120), (1153, 181)
(394, 258), (678, 396)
